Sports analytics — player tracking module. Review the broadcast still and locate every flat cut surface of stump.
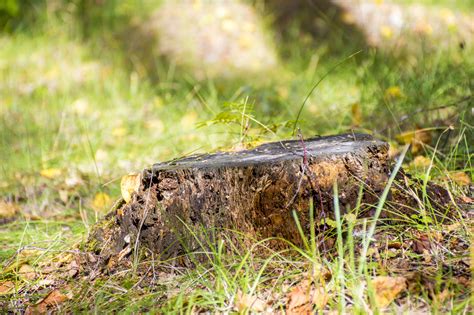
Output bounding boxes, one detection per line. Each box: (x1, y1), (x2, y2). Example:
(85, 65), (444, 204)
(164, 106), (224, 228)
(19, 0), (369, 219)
(89, 134), (390, 262)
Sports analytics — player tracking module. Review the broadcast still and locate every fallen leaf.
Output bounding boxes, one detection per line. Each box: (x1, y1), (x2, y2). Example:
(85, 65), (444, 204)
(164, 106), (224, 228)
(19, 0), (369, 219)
(26, 288), (71, 314)
(459, 195), (472, 204)
(120, 173), (141, 203)
(380, 25), (394, 39)
(0, 281), (15, 295)
(410, 156), (431, 169)
(287, 280), (330, 314)
(395, 129), (431, 154)
(384, 86), (403, 99)
(92, 192), (112, 212)
(387, 242), (403, 249)
(3, 249), (42, 273)
(435, 288), (451, 303)
(449, 172), (471, 186)
(54, 253), (74, 267)
(40, 168), (62, 179)
(235, 290), (266, 312)
(0, 200), (19, 220)
(412, 231), (442, 254)
(19, 264), (37, 281)
(371, 276), (406, 308)
(422, 250), (432, 263)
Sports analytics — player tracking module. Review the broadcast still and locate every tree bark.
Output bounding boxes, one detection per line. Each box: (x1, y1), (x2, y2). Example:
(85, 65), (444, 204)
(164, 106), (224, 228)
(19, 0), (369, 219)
(87, 133), (390, 263)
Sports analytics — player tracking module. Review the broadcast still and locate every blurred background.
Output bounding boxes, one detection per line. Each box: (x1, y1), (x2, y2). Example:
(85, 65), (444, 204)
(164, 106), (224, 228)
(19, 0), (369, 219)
(0, 0), (472, 241)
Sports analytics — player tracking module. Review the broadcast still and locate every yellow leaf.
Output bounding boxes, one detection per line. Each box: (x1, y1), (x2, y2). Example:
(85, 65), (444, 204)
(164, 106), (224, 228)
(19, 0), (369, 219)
(19, 264), (36, 281)
(380, 25), (393, 39)
(92, 192), (112, 212)
(395, 129), (431, 154)
(120, 173), (141, 203)
(449, 172), (471, 186)
(235, 290), (266, 312)
(371, 276), (406, 308)
(410, 155), (431, 169)
(384, 86), (403, 99)
(0, 201), (19, 220)
(40, 168), (61, 179)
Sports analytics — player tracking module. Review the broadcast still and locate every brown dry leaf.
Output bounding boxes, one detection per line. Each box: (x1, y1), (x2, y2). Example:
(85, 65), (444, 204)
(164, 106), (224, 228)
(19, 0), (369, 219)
(435, 288), (451, 304)
(120, 173), (141, 203)
(0, 281), (15, 295)
(39, 168), (62, 179)
(92, 192), (112, 212)
(3, 249), (42, 273)
(26, 288), (72, 314)
(19, 264), (37, 281)
(395, 129), (432, 154)
(287, 280), (330, 314)
(371, 276), (407, 308)
(55, 253), (74, 265)
(449, 172), (471, 186)
(0, 200), (19, 220)
(412, 231), (442, 255)
(235, 290), (266, 313)
(459, 195), (473, 204)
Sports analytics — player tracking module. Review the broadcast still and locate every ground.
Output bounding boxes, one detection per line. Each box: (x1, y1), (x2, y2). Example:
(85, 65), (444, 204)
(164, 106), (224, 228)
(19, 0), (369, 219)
(0, 0), (472, 313)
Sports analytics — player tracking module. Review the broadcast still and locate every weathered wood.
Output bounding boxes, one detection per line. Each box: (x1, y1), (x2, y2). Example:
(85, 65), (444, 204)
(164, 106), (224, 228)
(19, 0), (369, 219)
(88, 133), (389, 262)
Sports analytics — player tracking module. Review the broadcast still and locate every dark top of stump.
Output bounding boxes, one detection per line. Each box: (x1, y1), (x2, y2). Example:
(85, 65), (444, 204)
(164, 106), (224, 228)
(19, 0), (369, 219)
(152, 133), (386, 171)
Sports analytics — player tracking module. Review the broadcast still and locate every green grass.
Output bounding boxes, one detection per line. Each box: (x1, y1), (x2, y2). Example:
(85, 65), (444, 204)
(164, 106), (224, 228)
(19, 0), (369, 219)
(0, 0), (472, 313)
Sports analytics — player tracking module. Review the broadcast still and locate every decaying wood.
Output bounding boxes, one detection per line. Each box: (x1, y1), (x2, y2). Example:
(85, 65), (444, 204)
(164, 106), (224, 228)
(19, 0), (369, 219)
(87, 133), (390, 263)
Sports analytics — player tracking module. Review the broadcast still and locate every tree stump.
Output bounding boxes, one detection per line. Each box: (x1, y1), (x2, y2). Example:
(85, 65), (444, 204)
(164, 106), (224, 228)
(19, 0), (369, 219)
(88, 133), (390, 263)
